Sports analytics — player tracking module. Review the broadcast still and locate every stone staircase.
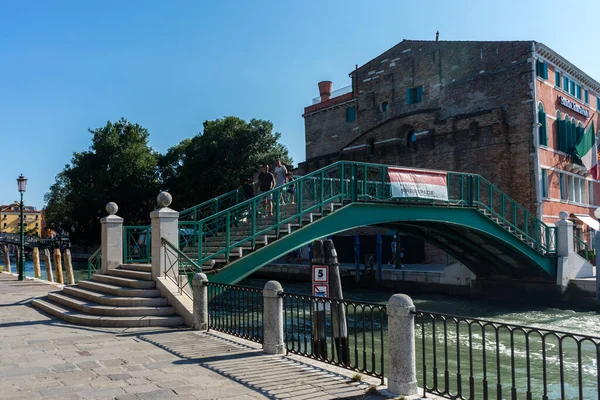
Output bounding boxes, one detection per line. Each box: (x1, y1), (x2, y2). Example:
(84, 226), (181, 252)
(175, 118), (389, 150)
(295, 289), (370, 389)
(32, 263), (184, 327)
(184, 201), (341, 271)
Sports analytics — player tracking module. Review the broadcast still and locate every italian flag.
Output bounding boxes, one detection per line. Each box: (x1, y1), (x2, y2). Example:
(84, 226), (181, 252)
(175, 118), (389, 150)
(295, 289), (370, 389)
(575, 122), (599, 180)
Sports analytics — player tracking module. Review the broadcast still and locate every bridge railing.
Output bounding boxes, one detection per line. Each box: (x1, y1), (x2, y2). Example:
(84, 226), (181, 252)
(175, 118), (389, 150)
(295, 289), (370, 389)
(179, 185), (250, 222)
(161, 237), (200, 299)
(123, 225), (151, 263)
(447, 173), (557, 255)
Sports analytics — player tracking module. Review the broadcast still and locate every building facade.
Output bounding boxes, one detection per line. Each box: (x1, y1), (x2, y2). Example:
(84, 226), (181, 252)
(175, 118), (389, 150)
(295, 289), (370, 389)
(300, 40), (600, 251)
(0, 202), (43, 237)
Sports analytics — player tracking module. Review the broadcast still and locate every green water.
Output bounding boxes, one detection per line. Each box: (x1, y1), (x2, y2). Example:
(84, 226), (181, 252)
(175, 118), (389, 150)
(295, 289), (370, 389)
(239, 278), (600, 399)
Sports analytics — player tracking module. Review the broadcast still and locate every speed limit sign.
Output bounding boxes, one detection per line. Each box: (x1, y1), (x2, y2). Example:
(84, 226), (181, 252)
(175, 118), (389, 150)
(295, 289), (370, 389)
(312, 265), (328, 283)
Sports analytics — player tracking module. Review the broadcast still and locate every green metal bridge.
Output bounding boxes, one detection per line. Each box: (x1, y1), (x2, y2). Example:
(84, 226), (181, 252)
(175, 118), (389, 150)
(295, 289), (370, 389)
(120, 161), (558, 285)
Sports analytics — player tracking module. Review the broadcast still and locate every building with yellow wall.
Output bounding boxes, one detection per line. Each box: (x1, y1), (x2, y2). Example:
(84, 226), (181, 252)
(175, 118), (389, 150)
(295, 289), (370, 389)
(0, 202), (43, 237)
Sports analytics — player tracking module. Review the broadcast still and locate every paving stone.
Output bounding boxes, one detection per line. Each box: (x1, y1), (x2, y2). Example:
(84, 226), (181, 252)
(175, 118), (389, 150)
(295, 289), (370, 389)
(135, 388), (178, 399)
(108, 373), (132, 381)
(123, 383), (162, 394)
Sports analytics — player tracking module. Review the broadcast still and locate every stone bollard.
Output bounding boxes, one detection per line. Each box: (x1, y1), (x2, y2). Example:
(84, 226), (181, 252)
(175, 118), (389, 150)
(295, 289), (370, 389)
(53, 248), (64, 284)
(32, 247), (41, 279)
(387, 294), (418, 396)
(43, 248), (53, 282)
(101, 202), (123, 274)
(2, 244), (12, 274)
(192, 273), (209, 330)
(262, 280), (285, 354)
(64, 249), (75, 285)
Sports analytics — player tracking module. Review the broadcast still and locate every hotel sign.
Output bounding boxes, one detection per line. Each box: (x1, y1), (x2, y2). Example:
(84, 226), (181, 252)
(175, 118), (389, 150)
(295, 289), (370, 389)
(558, 95), (590, 118)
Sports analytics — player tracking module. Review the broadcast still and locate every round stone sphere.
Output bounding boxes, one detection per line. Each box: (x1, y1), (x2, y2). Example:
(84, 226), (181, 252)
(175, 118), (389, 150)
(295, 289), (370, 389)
(157, 191), (172, 207)
(559, 211), (569, 220)
(106, 202), (118, 215)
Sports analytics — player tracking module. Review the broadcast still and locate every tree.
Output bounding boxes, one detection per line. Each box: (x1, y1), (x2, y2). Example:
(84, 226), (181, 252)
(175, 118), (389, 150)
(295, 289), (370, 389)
(44, 119), (160, 244)
(161, 117), (292, 209)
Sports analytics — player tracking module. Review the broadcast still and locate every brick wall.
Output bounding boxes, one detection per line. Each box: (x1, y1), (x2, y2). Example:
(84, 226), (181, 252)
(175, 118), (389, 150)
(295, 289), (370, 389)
(301, 40), (538, 211)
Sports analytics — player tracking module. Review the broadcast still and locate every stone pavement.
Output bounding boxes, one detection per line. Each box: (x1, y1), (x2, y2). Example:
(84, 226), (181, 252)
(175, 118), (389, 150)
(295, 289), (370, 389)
(0, 273), (399, 400)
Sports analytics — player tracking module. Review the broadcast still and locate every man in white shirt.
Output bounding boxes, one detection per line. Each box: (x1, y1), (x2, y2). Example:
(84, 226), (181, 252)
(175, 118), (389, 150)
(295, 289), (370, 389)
(274, 159), (288, 204)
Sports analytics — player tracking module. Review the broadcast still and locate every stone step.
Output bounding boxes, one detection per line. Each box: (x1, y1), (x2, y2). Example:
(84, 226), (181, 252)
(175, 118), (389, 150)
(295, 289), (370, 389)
(32, 298), (184, 328)
(62, 286), (167, 307)
(78, 280), (161, 298)
(47, 292), (176, 317)
(119, 263), (152, 273)
(92, 274), (156, 289)
(108, 268), (152, 281)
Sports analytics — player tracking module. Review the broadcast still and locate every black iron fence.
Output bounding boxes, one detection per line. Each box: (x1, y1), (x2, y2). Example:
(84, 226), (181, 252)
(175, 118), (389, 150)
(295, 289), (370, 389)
(280, 292), (387, 383)
(415, 310), (600, 400)
(207, 282), (263, 343)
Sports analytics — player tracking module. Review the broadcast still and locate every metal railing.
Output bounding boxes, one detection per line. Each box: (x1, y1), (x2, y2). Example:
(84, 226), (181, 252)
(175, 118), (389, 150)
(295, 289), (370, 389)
(178, 161), (557, 272)
(574, 235), (591, 261)
(87, 247), (101, 279)
(415, 310), (600, 400)
(311, 85), (353, 104)
(179, 184), (252, 221)
(280, 292), (387, 383)
(161, 237), (200, 299)
(123, 225), (151, 263)
(207, 282), (263, 343)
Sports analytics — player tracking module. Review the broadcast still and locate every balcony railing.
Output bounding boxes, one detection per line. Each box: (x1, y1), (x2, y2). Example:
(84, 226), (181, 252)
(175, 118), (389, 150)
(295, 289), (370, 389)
(311, 85), (352, 105)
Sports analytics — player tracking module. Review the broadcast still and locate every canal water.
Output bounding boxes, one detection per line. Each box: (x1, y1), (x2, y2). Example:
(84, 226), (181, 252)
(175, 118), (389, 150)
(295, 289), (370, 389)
(6, 260), (599, 399)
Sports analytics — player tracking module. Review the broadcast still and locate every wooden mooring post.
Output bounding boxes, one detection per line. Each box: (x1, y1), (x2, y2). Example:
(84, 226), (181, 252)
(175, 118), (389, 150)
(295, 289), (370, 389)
(1, 245), (11, 274)
(43, 248), (54, 282)
(64, 249), (75, 285)
(32, 247), (41, 279)
(53, 248), (63, 284)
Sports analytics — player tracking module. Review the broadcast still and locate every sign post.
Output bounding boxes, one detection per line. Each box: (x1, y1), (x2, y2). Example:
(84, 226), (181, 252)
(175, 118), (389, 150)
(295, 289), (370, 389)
(311, 241), (328, 358)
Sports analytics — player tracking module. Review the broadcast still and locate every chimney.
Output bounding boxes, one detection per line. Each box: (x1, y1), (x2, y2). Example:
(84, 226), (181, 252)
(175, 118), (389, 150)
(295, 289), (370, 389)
(318, 81), (332, 102)
(436, 31), (439, 41)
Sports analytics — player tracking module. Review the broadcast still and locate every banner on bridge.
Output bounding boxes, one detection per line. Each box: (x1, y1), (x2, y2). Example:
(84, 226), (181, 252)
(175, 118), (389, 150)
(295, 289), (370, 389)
(387, 167), (448, 201)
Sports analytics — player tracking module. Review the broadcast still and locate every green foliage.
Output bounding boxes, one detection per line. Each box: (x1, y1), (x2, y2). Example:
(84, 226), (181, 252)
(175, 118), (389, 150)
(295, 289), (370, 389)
(160, 116), (292, 209)
(44, 118), (160, 244)
(45, 116), (291, 245)
(350, 374), (362, 382)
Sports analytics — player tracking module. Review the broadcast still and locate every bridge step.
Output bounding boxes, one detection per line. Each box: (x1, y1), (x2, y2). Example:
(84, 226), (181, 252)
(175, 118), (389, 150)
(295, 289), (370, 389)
(62, 286), (167, 307)
(92, 274), (156, 289)
(32, 298), (184, 328)
(108, 268), (152, 281)
(119, 263), (152, 273)
(47, 292), (176, 317)
(78, 280), (161, 298)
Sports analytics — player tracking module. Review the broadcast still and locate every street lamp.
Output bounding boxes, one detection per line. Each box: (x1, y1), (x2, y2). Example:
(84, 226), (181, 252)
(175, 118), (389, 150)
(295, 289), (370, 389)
(16, 174), (27, 281)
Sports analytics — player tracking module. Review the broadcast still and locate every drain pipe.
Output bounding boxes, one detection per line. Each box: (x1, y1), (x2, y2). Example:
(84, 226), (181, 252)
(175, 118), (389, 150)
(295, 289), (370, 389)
(531, 42), (543, 220)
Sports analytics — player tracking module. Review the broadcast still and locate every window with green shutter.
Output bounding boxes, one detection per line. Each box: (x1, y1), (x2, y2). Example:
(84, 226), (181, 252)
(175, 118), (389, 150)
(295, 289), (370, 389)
(576, 85), (582, 100)
(560, 173), (567, 200)
(564, 76), (569, 91)
(406, 86), (423, 105)
(570, 81), (576, 96)
(538, 104), (547, 146)
(585, 89), (589, 104)
(536, 60), (548, 79)
(346, 106), (356, 122)
(541, 169), (548, 198)
(597, 96), (600, 109)
(555, 71), (561, 87)
(558, 117), (567, 152)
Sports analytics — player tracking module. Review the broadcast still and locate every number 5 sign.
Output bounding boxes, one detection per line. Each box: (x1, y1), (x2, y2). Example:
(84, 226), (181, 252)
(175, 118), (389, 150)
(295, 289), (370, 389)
(312, 265), (328, 283)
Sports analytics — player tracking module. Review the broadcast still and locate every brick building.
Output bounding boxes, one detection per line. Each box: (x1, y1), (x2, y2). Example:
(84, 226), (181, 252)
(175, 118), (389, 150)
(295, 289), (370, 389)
(299, 40), (600, 257)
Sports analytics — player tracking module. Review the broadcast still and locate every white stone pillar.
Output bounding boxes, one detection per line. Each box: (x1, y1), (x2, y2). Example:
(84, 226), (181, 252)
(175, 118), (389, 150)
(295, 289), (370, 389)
(192, 273), (208, 330)
(555, 211), (573, 257)
(262, 280), (285, 354)
(150, 192), (179, 280)
(101, 202), (123, 274)
(387, 294), (418, 396)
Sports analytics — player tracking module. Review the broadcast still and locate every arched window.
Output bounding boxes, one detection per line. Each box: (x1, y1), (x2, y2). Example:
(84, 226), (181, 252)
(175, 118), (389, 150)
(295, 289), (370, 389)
(538, 102), (547, 146)
(557, 113), (568, 152)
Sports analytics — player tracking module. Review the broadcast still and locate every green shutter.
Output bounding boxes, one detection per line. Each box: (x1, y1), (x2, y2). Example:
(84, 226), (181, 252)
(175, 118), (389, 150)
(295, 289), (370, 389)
(555, 71), (561, 87)
(576, 85), (582, 100)
(416, 86), (423, 103)
(346, 106), (356, 122)
(564, 76), (569, 90)
(406, 88), (413, 105)
(558, 119), (567, 152)
(597, 96), (600, 109)
(538, 110), (547, 146)
(585, 89), (589, 104)
(543, 63), (548, 79)
(542, 170), (548, 198)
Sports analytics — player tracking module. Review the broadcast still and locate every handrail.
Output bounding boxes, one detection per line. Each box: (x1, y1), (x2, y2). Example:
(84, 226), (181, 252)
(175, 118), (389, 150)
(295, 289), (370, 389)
(161, 237), (202, 299)
(574, 234), (591, 261)
(123, 225), (151, 263)
(177, 161), (557, 272)
(87, 247), (101, 279)
(179, 184), (252, 221)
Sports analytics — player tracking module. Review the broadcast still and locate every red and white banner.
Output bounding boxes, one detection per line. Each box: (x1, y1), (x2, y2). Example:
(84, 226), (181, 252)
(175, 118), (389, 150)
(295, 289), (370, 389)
(387, 167), (448, 201)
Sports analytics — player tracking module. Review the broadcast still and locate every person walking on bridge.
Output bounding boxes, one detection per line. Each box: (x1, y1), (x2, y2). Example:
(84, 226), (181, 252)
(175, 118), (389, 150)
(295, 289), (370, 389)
(257, 164), (275, 217)
(274, 159), (288, 204)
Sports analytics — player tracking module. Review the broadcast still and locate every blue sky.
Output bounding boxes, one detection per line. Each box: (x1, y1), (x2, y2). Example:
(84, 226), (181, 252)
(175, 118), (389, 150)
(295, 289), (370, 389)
(1, 0), (599, 209)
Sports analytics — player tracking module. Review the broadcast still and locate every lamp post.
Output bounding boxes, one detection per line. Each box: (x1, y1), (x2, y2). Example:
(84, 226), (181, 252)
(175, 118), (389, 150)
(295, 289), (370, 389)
(16, 174), (27, 281)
